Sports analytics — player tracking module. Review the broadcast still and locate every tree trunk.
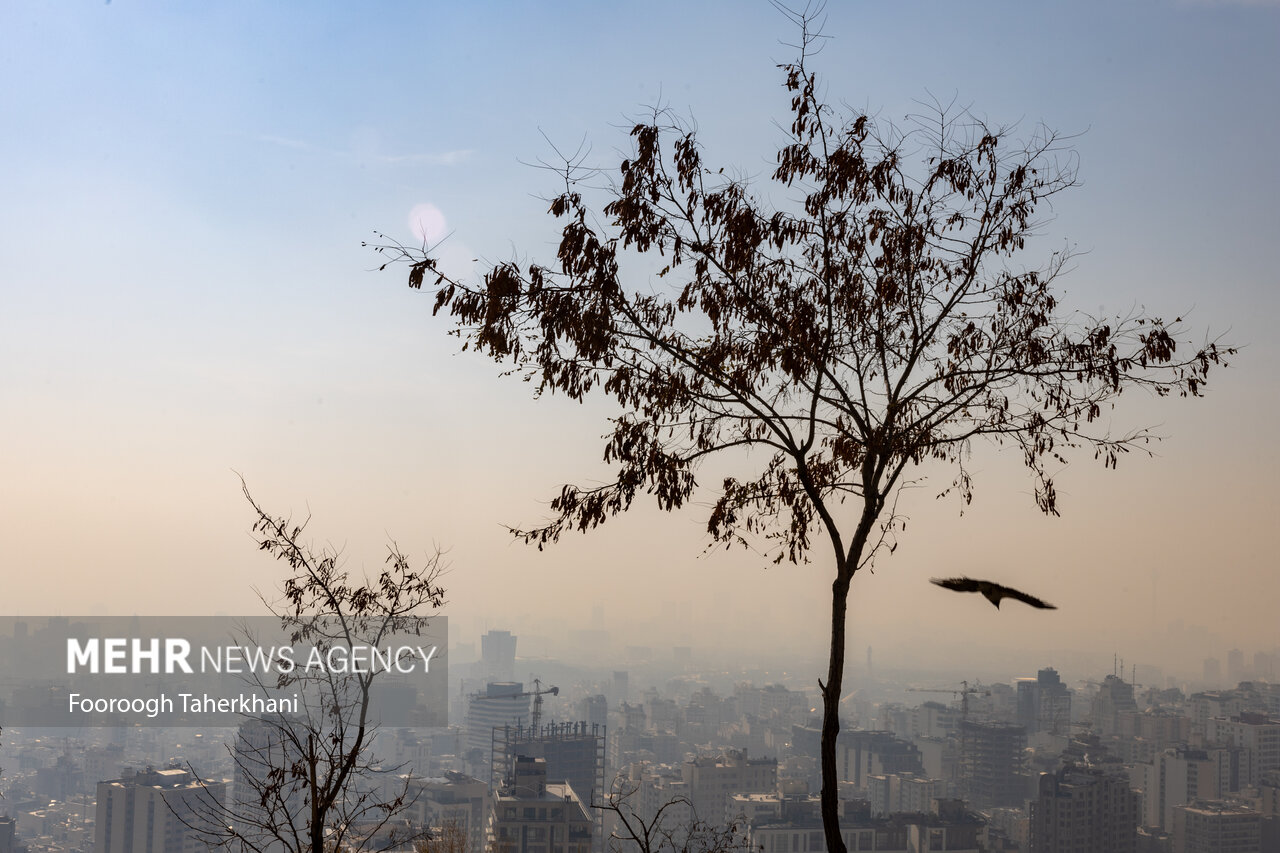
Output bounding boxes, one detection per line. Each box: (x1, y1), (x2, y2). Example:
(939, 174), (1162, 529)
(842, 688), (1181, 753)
(820, 497), (878, 853)
(819, 568), (852, 853)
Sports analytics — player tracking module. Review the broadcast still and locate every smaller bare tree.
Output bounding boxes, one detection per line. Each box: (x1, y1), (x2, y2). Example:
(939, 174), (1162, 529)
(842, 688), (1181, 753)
(417, 818), (470, 853)
(189, 481), (448, 853)
(597, 776), (754, 853)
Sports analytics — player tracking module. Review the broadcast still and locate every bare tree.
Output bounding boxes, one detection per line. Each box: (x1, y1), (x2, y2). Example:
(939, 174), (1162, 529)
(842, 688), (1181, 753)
(190, 482), (447, 853)
(416, 818), (469, 853)
(596, 776), (752, 853)
(372, 9), (1231, 852)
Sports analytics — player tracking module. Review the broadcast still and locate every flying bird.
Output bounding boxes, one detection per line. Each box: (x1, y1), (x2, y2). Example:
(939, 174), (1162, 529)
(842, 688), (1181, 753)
(930, 576), (1057, 610)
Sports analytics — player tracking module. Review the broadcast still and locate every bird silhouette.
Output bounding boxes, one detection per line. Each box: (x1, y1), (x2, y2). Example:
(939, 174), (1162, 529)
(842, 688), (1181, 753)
(930, 576), (1057, 610)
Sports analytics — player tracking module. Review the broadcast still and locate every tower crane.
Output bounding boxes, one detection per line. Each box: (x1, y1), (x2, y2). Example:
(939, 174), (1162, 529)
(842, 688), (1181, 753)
(907, 681), (991, 795)
(515, 678), (559, 732)
(906, 680), (990, 721)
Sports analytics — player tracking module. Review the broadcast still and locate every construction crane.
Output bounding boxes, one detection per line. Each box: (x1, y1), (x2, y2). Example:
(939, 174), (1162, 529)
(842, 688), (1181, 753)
(907, 680), (990, 720)
(907, 681), (990, 796)
(522, 678), (559, 732)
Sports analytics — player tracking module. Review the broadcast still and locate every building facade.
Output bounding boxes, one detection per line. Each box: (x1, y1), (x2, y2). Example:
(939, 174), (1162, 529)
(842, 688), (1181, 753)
(1172, 801), (1261, 853)
(95, 767), (225, 853)
(958, 721), (1027, 810)
(491, 757), (592, 853)
(1029, 765), (1139, 853)
(407, 771), (489, 853)
(684, 749), (777, 827)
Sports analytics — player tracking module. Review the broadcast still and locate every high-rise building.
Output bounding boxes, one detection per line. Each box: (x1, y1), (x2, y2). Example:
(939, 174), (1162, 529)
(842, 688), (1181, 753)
(684, 749), (777, 827)
(1132, 745), (1250, 830)
(467, 682), (531, 763)
(1205, 713), (1280, 786)
(493, 721), (607, 848)
(1028, 764), (1138, 853)
(482, 631), (518, 683)
(1092, 676), (1139, 737)
(1017, 668), (1073, 737)
(958, 721), (1027, 810)
(491, 757), (592, 853)
(95, 767), (225, 853)
(840, 731), (925, 792)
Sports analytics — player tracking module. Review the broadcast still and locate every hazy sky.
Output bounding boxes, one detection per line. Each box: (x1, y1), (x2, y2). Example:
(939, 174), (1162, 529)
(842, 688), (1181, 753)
(3, 1), (1277, 683)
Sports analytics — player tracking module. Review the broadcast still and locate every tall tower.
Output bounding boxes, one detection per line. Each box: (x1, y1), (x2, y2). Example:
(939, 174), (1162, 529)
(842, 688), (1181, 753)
(481, 630), (517, 683)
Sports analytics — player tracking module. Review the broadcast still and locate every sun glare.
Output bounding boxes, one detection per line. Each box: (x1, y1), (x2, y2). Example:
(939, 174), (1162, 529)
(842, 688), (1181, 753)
(408, 202), (448, 246)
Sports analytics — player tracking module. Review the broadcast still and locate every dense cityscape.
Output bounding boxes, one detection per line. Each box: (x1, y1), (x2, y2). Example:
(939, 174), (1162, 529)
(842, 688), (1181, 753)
(3, 626), (1279, 852)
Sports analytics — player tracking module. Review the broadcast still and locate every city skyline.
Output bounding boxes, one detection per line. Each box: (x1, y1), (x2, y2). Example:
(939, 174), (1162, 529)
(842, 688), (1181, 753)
(2, 1), (1278, 680)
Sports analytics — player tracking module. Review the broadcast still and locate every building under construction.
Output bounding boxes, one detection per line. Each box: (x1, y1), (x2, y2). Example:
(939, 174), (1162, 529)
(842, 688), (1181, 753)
(958, 719), (1028, 809)
(493, 719), (607, 850)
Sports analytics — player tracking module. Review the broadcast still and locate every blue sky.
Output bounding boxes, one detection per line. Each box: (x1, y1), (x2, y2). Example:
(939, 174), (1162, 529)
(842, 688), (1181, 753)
(2, 1), (1277, 679)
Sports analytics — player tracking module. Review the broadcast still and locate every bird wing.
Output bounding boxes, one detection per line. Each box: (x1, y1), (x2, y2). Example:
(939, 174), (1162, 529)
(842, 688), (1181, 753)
(996, 583), (1057, 610)
(931, 577), (981, 593)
